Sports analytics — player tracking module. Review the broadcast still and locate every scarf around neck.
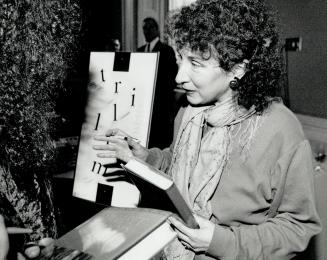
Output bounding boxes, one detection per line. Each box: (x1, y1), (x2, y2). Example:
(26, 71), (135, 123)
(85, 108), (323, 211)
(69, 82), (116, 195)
(164, 97), (255, 260)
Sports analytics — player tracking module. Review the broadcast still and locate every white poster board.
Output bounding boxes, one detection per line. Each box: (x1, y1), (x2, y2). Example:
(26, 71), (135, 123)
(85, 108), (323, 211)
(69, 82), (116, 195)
(73, 52), (158, 207)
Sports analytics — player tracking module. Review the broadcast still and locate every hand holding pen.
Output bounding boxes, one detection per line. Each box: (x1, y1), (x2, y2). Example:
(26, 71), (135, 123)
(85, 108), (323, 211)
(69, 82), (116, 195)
(93, 128), (149, 163)
(0, 216), (80, 260)
(0, 215), (33, 260)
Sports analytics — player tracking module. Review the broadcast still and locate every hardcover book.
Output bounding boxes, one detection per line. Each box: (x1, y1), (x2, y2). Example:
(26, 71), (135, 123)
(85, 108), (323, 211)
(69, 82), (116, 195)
(54, 207), (177, 260)
(73, 52), (159, 207)
(122, 158), (199, 229)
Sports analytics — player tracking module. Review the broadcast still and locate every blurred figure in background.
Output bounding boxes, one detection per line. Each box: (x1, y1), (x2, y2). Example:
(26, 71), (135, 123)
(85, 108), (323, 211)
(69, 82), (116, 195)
(105, 38), (121, 52)
(111, 38), (121, 52)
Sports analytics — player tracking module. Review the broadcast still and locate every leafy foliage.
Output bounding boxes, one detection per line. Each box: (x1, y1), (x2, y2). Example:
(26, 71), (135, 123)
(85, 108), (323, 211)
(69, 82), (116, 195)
(0, 0), (82, 176)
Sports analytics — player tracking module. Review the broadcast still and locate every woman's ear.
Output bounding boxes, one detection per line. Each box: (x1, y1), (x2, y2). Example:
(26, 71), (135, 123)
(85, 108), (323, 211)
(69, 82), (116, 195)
(231, 59), (249, 79)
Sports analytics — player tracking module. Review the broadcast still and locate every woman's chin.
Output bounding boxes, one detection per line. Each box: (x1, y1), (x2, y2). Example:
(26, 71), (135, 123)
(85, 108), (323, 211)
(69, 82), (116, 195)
(186, 94), (198, 104)
(186, 95), (207, 107)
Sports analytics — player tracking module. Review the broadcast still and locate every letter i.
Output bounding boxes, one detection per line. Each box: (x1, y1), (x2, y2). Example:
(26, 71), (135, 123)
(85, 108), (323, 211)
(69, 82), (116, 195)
(101, 69), (105, 82)
(131, 88), (136, 106)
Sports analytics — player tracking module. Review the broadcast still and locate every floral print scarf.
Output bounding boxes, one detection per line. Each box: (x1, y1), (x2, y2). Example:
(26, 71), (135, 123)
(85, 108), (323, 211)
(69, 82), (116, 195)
(165, 97), (255, 260)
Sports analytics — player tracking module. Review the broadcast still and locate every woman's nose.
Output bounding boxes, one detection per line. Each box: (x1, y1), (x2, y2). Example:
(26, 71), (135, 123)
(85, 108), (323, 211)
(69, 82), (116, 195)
(175, 63), (189, 85)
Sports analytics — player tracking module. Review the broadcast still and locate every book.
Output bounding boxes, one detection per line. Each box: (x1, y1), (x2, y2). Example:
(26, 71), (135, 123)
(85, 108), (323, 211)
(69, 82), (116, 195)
(53, 207), (176, 260)
(35, 245), (93, 260)
(122, 158), (199, 229)
(73, 52), (159, 207)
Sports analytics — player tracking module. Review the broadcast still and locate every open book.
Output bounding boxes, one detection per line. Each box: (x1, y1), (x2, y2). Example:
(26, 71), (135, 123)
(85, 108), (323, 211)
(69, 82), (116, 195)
(53, 207), (176, 260)
(122, 158), (199, 229)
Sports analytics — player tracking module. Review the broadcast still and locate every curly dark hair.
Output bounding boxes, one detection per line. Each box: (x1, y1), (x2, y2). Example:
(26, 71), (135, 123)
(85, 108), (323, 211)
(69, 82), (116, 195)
(166, 0), (284, 112)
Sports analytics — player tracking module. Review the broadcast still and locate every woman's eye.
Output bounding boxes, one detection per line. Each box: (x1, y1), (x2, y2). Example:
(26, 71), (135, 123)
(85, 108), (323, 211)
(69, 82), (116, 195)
(191, 60), (202, 67)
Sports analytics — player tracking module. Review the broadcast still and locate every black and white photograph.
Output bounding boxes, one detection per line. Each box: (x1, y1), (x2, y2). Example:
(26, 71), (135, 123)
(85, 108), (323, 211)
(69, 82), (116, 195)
(0, 0), (326, 259)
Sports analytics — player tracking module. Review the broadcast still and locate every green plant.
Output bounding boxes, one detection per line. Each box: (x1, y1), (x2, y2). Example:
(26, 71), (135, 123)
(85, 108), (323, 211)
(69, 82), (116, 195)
(0, 0), (82, 176)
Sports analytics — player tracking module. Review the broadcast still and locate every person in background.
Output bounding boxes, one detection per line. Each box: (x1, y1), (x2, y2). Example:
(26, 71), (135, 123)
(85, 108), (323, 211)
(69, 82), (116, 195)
(104, 38), (121, 52)
(138, 17), (179, 149)
(110, 38), (121, 52)
(94, 0), (321, 259)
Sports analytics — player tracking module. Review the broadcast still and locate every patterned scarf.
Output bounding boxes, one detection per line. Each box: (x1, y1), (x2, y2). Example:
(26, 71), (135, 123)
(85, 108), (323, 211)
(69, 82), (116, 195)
(164, 97), (255, 260)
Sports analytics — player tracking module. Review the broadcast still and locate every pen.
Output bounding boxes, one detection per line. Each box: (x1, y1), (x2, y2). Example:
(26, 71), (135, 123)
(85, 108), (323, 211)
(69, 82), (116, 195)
(7, 227), (33, 235)
(114, 135), (141, 143)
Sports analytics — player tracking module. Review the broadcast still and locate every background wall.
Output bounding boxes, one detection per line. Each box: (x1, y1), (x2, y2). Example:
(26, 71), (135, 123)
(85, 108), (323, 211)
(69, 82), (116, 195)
(269, 2), (327, 259)
(269, 0), (327, 118)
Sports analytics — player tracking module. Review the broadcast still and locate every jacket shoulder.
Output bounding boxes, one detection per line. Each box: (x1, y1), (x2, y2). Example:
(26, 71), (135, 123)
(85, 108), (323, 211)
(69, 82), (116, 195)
(137, 45), (146, 52)
(259, 102), (306, 148)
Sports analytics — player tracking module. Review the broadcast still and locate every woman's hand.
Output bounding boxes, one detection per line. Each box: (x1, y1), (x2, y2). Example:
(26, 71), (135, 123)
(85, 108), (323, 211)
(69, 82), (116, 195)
(0, 216), (55, 260)
(93, 128), (149, 163)
(169, 215), (215, 253)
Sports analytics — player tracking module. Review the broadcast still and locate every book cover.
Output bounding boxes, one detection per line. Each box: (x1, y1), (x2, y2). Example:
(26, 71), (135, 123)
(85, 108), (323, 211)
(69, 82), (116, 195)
(73, 52), (159, 207)
(54, 207), (176, 260)
(122, 158), (199, 229)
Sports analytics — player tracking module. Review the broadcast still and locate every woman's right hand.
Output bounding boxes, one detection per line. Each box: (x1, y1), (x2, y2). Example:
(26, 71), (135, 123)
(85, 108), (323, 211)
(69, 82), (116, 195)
(93, 128), (149, 163)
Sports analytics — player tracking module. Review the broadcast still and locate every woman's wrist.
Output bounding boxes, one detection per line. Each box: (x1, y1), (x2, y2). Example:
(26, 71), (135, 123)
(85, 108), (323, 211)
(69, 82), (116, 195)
(138, 149), (150, 162)
(124, 151), (135, 163)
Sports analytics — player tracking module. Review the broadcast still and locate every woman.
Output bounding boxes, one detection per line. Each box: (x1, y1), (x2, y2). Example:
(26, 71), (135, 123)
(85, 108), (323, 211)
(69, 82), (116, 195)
(94, 0), (321, 259)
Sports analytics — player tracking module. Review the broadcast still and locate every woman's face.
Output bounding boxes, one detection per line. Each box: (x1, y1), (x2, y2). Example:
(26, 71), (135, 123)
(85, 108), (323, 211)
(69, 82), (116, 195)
(175, 48), (235, 105)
